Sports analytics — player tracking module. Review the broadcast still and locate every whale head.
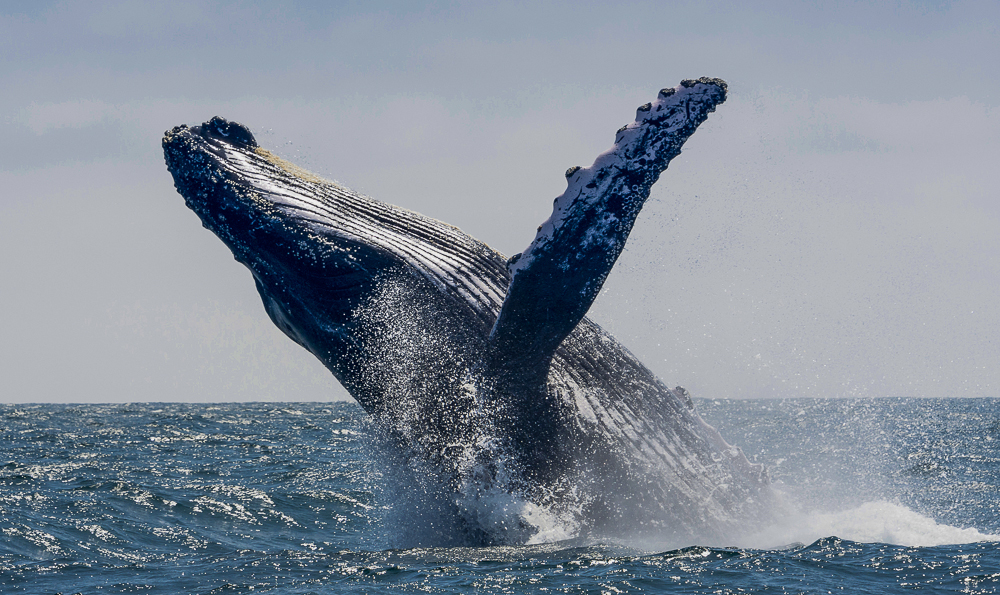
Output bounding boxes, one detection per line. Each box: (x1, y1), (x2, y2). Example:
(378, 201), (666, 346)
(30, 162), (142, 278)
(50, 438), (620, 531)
(162, 117), (508, 400)
(164, 118), (387, 361)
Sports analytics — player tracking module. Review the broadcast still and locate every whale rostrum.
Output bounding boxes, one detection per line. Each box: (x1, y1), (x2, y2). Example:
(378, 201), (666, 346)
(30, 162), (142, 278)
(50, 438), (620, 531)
(163, 78), (770, 545)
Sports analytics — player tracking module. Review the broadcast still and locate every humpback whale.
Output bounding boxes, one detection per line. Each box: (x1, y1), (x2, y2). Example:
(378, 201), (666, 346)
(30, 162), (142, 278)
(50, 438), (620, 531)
(163, 78), (769, 546)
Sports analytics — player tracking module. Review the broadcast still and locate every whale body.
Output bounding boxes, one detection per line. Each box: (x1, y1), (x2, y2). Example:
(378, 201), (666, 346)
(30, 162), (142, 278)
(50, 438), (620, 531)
(163, 78), (769, 545)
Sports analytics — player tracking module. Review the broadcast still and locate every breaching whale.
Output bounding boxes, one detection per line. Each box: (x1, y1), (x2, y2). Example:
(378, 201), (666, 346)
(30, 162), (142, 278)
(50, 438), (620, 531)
(163, 78), (769, 546)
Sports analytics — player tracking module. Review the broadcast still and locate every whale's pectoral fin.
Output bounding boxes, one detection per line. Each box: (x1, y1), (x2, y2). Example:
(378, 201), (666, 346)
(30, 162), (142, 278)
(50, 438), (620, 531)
(481, 79), (728, 387)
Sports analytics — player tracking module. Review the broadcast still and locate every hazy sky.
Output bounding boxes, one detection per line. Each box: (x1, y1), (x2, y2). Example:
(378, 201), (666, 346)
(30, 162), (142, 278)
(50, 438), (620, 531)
(2, 0), (997, 403)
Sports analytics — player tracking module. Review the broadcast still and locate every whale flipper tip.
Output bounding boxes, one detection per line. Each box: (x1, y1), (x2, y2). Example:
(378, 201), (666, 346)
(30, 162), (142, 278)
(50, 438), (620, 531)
(486, 79), (729, 381)
(680, 77), (728, 95)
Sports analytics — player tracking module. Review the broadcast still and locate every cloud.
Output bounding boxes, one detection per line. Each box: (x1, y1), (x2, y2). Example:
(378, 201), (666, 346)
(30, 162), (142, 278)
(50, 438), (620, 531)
(1, 0), (997, 402)
(19, 99), (118, 134)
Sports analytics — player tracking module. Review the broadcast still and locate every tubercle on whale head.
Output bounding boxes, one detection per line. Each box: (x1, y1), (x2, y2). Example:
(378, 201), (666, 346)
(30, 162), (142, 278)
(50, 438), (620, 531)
(162, 118), (275, 263)
(162, 117), (258, 164)
(200, 116), (258, 149)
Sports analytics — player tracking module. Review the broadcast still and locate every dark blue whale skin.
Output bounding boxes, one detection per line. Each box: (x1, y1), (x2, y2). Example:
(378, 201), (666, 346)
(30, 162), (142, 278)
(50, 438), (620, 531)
(163, 78), (770, 546)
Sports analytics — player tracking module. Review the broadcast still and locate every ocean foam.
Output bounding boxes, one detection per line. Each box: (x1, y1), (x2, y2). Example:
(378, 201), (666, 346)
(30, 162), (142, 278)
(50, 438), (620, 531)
(743, 499), (999, 549)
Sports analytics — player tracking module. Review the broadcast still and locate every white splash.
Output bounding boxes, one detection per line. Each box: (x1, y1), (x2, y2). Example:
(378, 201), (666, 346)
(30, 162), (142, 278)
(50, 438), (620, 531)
(743, 499), (999, 549)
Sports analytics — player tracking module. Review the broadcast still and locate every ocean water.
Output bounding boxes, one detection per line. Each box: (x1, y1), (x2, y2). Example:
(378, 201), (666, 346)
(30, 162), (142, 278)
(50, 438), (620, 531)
(2, 398), (998, 594)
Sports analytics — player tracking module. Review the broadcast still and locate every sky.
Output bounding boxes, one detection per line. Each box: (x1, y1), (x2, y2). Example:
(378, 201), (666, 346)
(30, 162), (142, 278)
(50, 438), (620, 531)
(1, 0), (997, 403)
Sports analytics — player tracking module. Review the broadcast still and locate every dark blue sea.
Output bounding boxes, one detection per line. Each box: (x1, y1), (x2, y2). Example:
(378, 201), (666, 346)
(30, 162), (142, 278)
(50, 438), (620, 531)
(2, 398), (998, 594)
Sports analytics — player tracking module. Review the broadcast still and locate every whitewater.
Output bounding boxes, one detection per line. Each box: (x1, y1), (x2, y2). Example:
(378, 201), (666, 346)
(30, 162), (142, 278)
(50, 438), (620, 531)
(1, 397), (997, 593)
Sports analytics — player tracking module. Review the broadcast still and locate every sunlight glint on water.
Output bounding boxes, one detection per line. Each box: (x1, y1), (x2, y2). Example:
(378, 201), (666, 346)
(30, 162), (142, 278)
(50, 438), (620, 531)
(1, 398), (998, 594)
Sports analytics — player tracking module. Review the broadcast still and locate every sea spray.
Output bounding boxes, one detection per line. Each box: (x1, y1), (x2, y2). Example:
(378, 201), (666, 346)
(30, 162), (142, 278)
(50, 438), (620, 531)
(352, 278), (565, 545)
